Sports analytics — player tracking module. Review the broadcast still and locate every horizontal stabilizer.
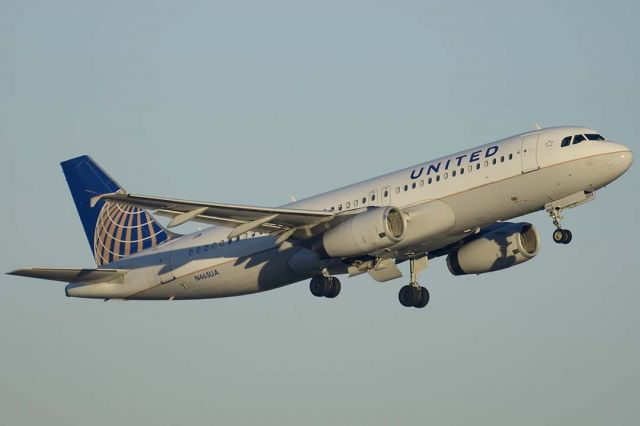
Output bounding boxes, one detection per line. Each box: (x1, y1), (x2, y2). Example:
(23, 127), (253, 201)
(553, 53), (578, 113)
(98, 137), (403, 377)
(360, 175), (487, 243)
(8, 268), (128, 284)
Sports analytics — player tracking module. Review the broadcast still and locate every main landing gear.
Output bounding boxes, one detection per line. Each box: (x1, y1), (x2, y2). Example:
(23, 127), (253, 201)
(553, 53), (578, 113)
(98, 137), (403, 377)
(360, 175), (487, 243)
(547, 206), (573, 245)
(309, 274), (341, 299)
(398, 256), (430, 309)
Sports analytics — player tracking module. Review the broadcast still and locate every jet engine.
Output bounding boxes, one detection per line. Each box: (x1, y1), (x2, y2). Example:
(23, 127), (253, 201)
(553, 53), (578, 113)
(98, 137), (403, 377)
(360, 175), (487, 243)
(319, 206), (406, 258)
(447, 222), (540, 275)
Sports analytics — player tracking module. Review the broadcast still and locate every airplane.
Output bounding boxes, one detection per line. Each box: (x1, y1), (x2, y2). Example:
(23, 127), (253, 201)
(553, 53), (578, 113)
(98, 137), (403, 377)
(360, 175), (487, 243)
(8, 126), (633, 308)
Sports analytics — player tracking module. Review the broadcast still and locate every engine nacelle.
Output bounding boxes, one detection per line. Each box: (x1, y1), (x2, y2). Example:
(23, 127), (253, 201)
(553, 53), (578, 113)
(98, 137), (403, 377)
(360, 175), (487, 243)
(320, 206), (406, 258)
(447, 222), (540, 275)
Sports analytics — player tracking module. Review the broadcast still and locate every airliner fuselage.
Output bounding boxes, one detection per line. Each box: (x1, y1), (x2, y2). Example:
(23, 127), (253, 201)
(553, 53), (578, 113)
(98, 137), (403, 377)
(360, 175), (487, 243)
(11, 126), (633, 308)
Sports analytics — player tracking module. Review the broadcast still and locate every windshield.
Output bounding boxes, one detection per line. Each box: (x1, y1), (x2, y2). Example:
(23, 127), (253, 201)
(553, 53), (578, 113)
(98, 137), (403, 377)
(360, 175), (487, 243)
(585, 133), (605, 141)
(560, 133), (606, 148)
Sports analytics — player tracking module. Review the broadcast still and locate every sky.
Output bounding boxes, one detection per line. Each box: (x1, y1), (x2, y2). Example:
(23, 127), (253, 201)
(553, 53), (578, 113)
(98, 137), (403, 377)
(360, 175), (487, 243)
(1, 1), (639, 425)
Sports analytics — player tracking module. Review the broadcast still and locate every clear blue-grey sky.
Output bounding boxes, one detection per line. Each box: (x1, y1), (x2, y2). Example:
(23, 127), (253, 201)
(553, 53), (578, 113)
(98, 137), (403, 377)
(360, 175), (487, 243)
(1, 1), (639, 425)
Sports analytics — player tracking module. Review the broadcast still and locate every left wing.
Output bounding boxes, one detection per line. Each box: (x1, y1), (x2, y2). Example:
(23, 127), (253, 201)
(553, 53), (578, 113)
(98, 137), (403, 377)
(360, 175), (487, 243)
(94, 191), (343, 243)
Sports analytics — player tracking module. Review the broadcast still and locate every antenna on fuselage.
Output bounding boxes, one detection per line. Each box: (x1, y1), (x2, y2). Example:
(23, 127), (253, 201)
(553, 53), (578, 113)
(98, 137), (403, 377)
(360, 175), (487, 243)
(534, 123), (542, 130)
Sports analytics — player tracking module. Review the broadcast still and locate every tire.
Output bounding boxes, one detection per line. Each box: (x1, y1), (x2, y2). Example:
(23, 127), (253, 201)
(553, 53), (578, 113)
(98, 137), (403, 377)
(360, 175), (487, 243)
(310, 276), (326, 297)
(414, 286), (430, 308)
(326, 277), (341, 298)
(399, 285), (419, 307)
(562, 229), (572, 244)
(553, 229), (565, 244)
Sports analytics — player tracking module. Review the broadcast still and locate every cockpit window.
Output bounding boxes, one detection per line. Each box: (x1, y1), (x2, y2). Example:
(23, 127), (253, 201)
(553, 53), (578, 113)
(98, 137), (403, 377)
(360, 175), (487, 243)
(561, 136), (572, 147)
(585, 133), (605, 141)
(573, 134), (586, 144)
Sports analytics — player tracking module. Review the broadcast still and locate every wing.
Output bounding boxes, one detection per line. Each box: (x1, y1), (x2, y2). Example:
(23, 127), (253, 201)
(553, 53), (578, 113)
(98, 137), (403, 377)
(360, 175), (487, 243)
(8, 268), (128, 284)
(94, 191), (341, 243)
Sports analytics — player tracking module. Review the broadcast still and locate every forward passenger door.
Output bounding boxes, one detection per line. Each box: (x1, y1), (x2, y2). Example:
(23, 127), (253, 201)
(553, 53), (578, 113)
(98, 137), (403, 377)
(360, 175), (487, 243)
(521, 133), (540, 173)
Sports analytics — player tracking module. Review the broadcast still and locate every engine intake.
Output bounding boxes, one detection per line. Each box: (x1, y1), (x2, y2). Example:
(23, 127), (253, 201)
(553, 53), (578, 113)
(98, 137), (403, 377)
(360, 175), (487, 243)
(320, 206), (406, 258)
(447, 222), (540, 275)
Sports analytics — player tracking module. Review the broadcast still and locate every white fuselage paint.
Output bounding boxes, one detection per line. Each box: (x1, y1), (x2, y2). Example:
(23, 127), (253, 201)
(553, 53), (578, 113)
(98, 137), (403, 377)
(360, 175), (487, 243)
(66, 126), (632, 300)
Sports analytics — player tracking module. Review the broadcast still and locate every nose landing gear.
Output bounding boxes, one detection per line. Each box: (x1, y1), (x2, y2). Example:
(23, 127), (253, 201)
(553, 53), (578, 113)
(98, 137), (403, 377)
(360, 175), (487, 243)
(545, 191), (596, 245)
(547, 206), (573, 245)
(552, 228), (572, 244)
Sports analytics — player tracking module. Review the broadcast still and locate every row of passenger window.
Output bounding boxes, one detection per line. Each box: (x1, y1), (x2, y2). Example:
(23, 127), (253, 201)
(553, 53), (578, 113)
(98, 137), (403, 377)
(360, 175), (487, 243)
(187, 234), (255, 256)
(330, 193), (375, 212)
(397, 153), (515, 190)
(561, 133), (605, 147)
(329, 152), (515, 212)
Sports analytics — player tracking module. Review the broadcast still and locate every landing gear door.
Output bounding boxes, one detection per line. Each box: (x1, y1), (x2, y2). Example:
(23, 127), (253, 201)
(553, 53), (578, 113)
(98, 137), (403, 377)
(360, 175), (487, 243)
(521, 133), (540, 173)
(157, 251), (175, 284)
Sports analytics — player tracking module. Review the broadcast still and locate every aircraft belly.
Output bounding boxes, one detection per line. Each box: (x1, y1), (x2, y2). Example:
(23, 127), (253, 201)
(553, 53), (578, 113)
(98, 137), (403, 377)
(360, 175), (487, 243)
(129, 246), (309, 300)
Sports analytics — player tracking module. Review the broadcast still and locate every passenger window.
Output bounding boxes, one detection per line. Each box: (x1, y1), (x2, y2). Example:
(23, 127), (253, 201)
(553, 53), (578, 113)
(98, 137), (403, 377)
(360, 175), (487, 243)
(460, 168), (464, 175)
(444, 172), (448, 179)
(586, 133), (605, 141)
(338, 204), (342, 211)
(362, 197), (366, 204)
(500, 156), (504, 162)
(404, 185), (408, 191)
(371, 194), (376, 201)
(420, 180), (424, 187)
(468, 165), (472, 172)
(428, 177), (432, 184)
(330, 206), (335, 211)
(436, 175), (440, 182)
(452, 170), (456, 177)
(476, 163), (481, 170)
(509, 153), (513, 160)
(189, 249), (193, 256)
(573, 134), (586, 144)
(411, 182), (416, 189)
(396, 187), (400, 194)
(484, 161), (489, 167)
(492, 158), (497, 165)
(383, 190), (389, 197)
(354, 200), (358, 207)
(346, 202), (350, 208)
(561, 136), (572, 147)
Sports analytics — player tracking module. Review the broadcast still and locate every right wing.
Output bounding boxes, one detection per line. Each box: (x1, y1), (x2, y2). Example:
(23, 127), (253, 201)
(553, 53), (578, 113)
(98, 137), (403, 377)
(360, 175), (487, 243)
(94, 191), (351, 243)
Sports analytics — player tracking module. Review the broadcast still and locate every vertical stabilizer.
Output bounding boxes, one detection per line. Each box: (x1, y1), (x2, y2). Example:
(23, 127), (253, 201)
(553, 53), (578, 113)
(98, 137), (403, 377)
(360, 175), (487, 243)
(60, 155), (171, 266)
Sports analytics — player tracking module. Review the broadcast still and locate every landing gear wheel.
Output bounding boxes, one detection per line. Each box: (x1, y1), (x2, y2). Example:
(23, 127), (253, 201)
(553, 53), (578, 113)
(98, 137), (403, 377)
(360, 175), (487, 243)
(414, 286), (430, 308)
(325, 277), (341, 298)
(310, 276), (327, 297)
(553, 229), (565, 244)
(553, 229), (572, 244)
(399, 285), (420, 307)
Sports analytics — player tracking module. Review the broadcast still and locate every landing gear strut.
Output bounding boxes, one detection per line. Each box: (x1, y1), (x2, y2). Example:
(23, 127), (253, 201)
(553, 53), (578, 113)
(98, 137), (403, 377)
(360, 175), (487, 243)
(547, 206), (572, 245)
(309, 274), (341, 299)
(398, 256), (429, 309)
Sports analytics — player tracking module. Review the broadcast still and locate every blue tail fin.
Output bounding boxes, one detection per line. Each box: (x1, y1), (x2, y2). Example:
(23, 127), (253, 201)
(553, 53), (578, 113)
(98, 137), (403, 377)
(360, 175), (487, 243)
(61, 155), (171, 266)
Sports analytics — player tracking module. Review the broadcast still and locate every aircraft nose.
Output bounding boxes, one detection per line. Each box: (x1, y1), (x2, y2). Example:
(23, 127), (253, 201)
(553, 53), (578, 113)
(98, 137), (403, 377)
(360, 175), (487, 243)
(616, 147), (633, 174)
